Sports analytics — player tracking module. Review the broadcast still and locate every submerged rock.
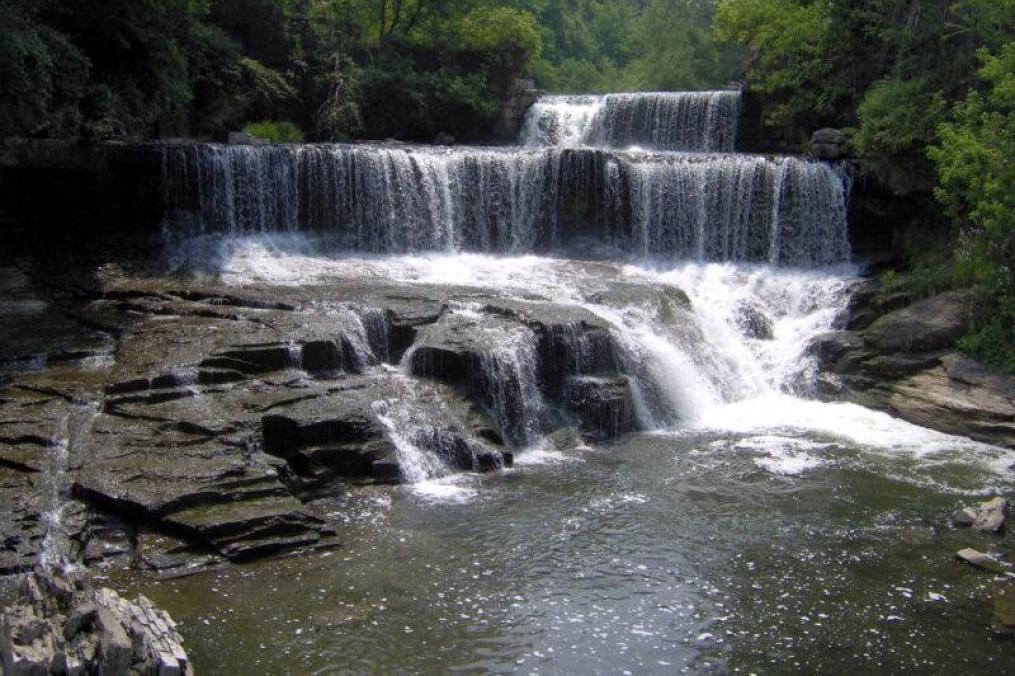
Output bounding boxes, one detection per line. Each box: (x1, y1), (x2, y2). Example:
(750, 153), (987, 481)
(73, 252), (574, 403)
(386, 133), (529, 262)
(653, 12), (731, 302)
(0, 569), (191, 675)
(956, 548), (1010, 573)
(993, 580), (1015, 634)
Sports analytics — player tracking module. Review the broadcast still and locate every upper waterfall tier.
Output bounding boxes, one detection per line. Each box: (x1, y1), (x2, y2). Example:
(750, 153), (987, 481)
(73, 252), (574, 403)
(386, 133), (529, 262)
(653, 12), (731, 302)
(520, 91), (741, 152)
(160, 144), (850, 266)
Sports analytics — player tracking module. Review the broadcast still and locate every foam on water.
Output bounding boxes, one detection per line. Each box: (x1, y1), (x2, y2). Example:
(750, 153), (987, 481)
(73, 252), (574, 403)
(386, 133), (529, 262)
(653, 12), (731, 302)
(212, 245), (1014, 487)
(734, 436), (832, 476)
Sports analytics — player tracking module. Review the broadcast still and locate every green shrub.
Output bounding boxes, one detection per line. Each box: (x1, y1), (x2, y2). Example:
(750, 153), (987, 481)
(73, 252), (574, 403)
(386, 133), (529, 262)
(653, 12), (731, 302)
(243, 120), (304, 143)
(959, 306), (1015, 374)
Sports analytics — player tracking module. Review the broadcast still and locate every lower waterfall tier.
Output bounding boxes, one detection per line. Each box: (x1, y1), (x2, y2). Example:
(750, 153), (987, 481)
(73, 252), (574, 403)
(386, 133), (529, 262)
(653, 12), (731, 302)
(160, 144), (851, 266)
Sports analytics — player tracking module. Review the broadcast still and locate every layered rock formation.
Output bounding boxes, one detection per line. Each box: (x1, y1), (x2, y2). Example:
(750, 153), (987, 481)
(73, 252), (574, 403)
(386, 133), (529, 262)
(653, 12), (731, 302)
(0, 257), (638, 575)
(812, 284), (1015, 448)
(1, 569), (190, 675)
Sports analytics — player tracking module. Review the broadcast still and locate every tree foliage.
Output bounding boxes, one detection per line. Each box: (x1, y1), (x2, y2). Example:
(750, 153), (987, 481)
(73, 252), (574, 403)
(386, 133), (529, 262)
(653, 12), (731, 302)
(929, 44), (1015, 370)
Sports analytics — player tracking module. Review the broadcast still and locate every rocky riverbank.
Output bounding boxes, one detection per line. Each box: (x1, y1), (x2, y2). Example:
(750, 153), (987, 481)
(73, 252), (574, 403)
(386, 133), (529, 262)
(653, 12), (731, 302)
(0, 252), (643, 577)
(1, 569), (190, 674)
(812, 282), (1015, 448)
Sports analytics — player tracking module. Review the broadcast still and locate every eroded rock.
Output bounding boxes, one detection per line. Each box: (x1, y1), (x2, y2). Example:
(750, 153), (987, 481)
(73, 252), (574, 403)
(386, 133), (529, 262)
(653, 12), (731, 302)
(0, 569), (191, 675)
(811, 286), (1015, 448)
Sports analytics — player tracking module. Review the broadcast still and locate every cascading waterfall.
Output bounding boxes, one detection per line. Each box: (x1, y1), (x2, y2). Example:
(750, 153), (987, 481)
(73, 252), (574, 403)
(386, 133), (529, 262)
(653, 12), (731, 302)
(160, 144), (849, 266)
(521, 91), (741, 152)
(584, 264), (857, 428)
(476, 325), (549, 447)
(372, 396), (452, 484)
(157, 84), (862, 477)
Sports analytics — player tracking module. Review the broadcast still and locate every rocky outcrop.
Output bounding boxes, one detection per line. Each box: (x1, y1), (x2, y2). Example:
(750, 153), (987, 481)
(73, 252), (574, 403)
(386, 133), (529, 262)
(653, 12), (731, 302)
(0, 569), (190, 675)
(496, 79), (543, 140)
(0, 257), (662, 575)
(813, 284), (1015, 447)
(810, 128), (848, 160)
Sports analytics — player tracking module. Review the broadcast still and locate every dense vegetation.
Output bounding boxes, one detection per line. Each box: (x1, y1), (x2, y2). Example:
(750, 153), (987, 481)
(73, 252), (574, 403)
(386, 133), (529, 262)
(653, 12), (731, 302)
(0, 0), (1011, 369)
(0, 0), (544, 142)
(714, 0), (1014, 370)
(0, 0), (743, 142)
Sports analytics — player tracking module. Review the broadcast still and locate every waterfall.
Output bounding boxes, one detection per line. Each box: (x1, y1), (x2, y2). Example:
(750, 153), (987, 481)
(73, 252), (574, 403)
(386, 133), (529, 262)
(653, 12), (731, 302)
(155, 85), (862, 476)
(40, 402), (100, 572)
(159, 144), (849, 266)
(372, 397), (452, 484)
(475, 325), (548, 447)
(520, 91), (741, 152)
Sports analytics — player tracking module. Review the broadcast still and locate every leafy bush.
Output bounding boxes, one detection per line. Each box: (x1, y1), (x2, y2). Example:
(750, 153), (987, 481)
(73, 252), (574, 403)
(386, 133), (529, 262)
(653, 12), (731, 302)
(243, 120), (304, 143)
(455, 6), (542, 81)
(0, 1), (89, 137)
(928, 44), (1015, 372)
(715, 0), (836, 127)
(856, 78), (946, 158)
(238, 57), (298, 121)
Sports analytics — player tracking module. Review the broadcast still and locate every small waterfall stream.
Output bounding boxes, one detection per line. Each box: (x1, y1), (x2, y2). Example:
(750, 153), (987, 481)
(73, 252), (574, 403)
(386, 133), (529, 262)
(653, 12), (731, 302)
(520, 91), (741, 151)
(39, 401), (100, 572)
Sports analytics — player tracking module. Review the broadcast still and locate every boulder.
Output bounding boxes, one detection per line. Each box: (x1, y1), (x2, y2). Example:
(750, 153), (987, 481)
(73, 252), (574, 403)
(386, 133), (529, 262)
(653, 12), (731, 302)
(810, 128), (848, 160)
(957, 548), (1010, 573)
(566, 376), (637, 439)
(812, 284), (1014, 448)
(864, 290), (974, 353)
(951, 506), (978, 527)
(734, 301), (774, 340)
(973, 497), (1007, 533)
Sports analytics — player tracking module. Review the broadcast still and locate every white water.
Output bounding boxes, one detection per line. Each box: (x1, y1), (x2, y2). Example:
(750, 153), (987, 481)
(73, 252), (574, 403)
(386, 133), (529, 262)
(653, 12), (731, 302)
(521, 91), (741, 152)
(40, 401), (100, 572)
(160, 144), (849, 267)
(213, 243), (1014, 486)
(154, 85), (1009, 495)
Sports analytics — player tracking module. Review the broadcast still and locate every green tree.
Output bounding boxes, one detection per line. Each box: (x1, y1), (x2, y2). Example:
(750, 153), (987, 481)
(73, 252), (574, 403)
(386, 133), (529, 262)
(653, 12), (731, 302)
(929, 44), (1015, 370)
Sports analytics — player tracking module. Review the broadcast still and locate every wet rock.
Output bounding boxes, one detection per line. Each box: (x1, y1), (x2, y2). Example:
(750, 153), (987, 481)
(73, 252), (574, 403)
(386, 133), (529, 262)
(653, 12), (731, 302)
(566, 376), (636, 440)
(812, 286), (1015, 448)
(810, 128), (847, 160)
(973, 497), (1007, 533)
(951, 506), (978, 528)
(0, 569), (192, 675)
(956, 548), (1010, 573)
(136, 532), (225, 578)
(547, 426), (585, 451)
(887, 356), (1015, 448)
(864, 290), (974, 353)
(993, 580), (1015, 633)
(735, 301), (774, 340)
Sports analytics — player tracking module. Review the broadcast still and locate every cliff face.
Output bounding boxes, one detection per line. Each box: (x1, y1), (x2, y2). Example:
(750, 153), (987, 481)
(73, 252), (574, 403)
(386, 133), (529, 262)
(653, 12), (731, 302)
(1, 140), (166, 262)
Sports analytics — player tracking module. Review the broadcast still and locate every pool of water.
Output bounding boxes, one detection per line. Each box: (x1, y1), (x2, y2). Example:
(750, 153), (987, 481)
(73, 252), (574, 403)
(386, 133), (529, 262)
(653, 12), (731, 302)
(117, 429), (1015, 673)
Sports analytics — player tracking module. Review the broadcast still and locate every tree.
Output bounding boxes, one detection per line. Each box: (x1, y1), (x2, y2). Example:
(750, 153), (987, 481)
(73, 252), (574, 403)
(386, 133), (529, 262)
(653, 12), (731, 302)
(929, 44), (1015, 370)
